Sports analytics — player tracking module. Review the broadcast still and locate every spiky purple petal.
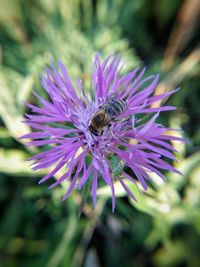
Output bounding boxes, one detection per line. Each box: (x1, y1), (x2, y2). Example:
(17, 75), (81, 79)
(21, 53), (186, 211)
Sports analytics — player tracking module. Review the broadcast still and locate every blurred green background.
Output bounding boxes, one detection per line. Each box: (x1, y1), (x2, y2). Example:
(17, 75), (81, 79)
(0, 0), (200, 267)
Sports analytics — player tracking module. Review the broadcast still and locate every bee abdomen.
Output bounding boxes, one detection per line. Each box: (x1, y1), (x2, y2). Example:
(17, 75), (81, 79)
(103, 99), (125, 117)
(112, 99), (125, 113)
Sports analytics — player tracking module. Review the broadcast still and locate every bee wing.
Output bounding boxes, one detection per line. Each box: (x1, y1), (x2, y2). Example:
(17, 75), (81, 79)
(109, 92), (119, 100)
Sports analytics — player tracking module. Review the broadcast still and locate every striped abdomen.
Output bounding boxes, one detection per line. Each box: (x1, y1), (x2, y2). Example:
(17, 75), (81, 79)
(101, 99), (126, 118)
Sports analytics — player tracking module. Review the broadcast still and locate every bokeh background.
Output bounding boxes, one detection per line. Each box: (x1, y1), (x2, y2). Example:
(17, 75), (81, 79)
(0, 0), (200, 267)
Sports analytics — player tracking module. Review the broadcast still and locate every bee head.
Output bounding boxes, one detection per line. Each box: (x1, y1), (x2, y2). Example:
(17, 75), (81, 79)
(89, 111), (107, 136)
(93, 112), (106, 126)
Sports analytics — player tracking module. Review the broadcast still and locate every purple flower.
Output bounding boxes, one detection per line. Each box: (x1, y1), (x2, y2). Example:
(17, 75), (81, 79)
(21, 54), (186, 211)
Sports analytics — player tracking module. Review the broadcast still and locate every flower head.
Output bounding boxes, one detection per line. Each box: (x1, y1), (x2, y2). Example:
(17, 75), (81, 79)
(21, 54), (185, 211)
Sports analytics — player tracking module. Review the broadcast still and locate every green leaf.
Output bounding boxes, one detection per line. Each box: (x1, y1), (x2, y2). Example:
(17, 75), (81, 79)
(78, 173), (93, 218)
(0, 148), (46, 176)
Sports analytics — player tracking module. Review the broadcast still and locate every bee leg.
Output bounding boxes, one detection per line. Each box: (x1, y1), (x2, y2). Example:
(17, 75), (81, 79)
(108, 123), (112, 132)
(108, 123), (115, 138)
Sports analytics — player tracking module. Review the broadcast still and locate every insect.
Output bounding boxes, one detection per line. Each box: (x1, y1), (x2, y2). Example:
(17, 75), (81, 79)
(89, 94), (126, 136)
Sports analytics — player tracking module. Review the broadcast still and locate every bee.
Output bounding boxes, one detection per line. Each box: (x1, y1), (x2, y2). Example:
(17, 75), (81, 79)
(89, 94), (126, 136)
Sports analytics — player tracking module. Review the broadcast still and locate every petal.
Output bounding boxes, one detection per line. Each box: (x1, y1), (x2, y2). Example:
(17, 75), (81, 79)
(78, 163), (93, 189)
(118, 179), (137, 201)
(91, 168), (98, 208)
